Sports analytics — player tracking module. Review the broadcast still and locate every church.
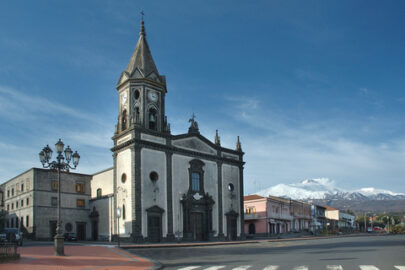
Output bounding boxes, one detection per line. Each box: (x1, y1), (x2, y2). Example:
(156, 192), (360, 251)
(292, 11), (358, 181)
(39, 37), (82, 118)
(0, 20), (245, 242)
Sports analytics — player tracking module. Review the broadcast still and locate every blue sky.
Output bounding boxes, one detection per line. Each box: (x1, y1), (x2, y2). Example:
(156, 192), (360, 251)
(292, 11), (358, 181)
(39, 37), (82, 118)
(1, 0), (405, 194)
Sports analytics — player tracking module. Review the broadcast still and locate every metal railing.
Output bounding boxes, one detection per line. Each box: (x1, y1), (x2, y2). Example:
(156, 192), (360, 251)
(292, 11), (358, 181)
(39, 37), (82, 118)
(0, 243), (18, 259)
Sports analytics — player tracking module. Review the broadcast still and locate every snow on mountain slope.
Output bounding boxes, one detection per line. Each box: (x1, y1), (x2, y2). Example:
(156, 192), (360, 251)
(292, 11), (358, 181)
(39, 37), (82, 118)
(255, 178), (404, 200)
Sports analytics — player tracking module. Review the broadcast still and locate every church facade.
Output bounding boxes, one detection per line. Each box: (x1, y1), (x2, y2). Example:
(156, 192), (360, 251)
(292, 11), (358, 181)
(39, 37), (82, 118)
(108, 20), (245, 242)
(0, 21), (245, 242)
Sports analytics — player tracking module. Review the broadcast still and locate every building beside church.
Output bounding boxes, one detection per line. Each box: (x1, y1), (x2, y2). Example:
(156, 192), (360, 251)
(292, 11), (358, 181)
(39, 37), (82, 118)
(0, 20), (245, 242)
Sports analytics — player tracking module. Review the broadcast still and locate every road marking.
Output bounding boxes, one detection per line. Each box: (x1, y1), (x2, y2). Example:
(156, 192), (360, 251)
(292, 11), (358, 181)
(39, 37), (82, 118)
(394, 267), (405, 270)
(293, 266), (308, 270)
(327, 266), (343, 270)
(178, 267), (201, 270)
(204, 267), (225, 270)
(232, 266), (251, 270)
(359, 266), (379, 270)
(262, 266), (279, 270)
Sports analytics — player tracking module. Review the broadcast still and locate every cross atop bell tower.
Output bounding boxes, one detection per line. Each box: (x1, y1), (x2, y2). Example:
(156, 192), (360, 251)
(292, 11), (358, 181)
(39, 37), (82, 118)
(115, 16), (169, 135)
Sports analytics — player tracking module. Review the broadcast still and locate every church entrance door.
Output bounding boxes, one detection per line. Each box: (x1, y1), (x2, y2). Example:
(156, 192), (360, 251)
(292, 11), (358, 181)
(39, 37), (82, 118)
(191, 212), (204, 241)
(147, 215), (162, 242)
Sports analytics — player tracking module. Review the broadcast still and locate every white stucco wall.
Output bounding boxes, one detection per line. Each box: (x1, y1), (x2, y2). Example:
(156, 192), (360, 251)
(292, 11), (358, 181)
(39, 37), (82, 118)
(171, 154), (219, 238)
(222, 164), (241, 236)
(91, 168), (113, 198)
(116, 149), (132, 236)
(172, 154), (189, 237)
(140, 148), (167, 237)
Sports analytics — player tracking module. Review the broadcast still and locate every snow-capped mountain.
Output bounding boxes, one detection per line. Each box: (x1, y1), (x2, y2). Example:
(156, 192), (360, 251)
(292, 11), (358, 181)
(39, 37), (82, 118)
(255, 178), (405, 201)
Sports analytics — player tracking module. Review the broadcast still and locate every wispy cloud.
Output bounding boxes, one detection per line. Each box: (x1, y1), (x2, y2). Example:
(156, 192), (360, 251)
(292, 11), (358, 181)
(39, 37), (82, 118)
(222, 94), (405, 194)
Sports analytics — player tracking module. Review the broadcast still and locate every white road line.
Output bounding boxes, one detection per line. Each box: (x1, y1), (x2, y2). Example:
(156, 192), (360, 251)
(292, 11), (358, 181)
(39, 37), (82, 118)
(359, 266), (379, 270)
(204, 266), (225, 270)
(293, 266), (309, 270)
(232, 266), (252, 270)
(262, 266), (279, 270)
(178, 267), (201, 270)
(327, 265), (343, 270)
(394, 267), (405, 270)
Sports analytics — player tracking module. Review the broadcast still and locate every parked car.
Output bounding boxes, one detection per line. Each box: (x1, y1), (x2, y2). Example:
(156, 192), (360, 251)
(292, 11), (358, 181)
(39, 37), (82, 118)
(0, 228), (23, 246)
(64, 233), (77, 241)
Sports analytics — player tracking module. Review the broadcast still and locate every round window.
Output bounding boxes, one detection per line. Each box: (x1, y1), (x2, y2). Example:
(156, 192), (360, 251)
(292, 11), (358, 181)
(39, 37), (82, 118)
(65, 223), (72, 232)
(228, 183), (234, 192)
(121, 173), (127, 183)
(149, 171), (159, 182)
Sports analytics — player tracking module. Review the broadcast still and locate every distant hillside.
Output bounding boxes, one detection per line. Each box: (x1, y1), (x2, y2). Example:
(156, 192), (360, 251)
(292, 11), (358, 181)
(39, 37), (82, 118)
(255, 178), (405, 213)
(307, 199), (405, 214)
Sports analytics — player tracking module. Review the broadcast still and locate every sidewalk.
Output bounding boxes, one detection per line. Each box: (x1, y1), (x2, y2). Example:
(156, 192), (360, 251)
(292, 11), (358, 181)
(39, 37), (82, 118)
(0, 245), (156, 270)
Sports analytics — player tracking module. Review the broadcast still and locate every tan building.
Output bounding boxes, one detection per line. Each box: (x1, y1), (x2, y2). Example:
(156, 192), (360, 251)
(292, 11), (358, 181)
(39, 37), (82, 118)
(0, 168), (91, 240)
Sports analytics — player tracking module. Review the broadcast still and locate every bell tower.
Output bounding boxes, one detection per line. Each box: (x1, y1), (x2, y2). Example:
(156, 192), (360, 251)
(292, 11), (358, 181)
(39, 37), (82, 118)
(115, 19), (169, 135)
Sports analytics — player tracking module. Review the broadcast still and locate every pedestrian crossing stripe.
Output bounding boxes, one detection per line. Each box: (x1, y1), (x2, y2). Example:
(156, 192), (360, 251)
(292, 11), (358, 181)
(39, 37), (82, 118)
(359, 266), (380, 270)
(327, 266), (343, 270)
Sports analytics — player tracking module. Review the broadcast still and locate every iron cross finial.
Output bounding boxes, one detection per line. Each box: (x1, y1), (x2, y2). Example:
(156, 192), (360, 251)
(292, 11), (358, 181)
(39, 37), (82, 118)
(141, 10), (144, 21)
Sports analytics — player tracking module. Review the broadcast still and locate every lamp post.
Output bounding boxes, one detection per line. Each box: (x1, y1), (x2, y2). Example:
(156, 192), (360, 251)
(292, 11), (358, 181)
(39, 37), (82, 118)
(39, 139), (80, 256)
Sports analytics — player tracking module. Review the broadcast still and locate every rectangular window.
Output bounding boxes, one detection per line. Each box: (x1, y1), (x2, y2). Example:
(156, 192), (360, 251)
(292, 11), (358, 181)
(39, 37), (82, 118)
(11, 188), (14, 196)
(7, 190), (9, 198)
(21, 199), (24, 207)
(51, 197), (57, 207)
(191, 172), (200, 191)
(52, 181), (58, 191)
(26, 216), (29, 227)
(16, 201), (18, 208)
(77, 199), (85, 208)
(7, 204), (9, 211)
(21, 183), (24, 192)
(26, 197), (29, 206)
(75, 183), (85, 193)
(11, 203), (14, 210)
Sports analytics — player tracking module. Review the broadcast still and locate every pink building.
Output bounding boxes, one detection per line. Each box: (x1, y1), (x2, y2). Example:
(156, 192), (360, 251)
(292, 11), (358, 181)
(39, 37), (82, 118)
(244, 195), (292, 236)
(244, 195), (312, 237)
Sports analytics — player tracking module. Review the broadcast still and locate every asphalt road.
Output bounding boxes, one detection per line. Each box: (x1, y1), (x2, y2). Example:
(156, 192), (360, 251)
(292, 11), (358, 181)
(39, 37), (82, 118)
(129, 234), (405, 270)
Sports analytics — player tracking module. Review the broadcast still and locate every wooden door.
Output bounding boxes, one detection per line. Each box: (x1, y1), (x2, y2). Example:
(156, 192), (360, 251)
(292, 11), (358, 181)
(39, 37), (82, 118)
(147, 215), (161, 242)
(191, 212), (203, 241)
(76, 223), (86, 240)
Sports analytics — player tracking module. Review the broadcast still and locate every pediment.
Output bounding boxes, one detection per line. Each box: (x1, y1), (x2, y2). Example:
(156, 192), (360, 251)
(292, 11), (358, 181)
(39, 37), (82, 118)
(172, 136), (217, 155)
(146, 71), (160, 82)
(131, 67), (144, 79)
(117, 72), (129, 85)
(146, 205), (165, 213)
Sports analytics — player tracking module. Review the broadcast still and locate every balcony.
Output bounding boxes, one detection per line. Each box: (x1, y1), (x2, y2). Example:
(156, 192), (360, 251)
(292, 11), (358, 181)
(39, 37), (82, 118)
(244, 213), (260, 220)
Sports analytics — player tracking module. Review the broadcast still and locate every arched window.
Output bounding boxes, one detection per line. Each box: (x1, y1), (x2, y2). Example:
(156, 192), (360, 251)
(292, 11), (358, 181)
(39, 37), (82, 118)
(122, 204), (126, 220)
(191, 172), (200, 191)
(188, 159), (205, 193)
(121, 110), (127, 131)
(149, 108), (157, 130)
(96, 188), (102, 198)
(135, 107), (140, 123)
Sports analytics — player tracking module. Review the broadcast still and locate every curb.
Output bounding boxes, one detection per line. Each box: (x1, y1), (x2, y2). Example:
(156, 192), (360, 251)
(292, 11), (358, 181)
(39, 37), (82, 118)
(121, 233), (384, 249)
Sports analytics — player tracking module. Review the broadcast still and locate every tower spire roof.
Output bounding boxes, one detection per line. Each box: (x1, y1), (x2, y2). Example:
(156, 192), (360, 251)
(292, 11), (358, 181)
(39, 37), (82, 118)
(125, 16), (160, 79)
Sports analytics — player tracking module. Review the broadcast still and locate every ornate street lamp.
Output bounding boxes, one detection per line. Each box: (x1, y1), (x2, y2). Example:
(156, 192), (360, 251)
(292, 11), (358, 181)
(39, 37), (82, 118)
(39, 139), (80, 256)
